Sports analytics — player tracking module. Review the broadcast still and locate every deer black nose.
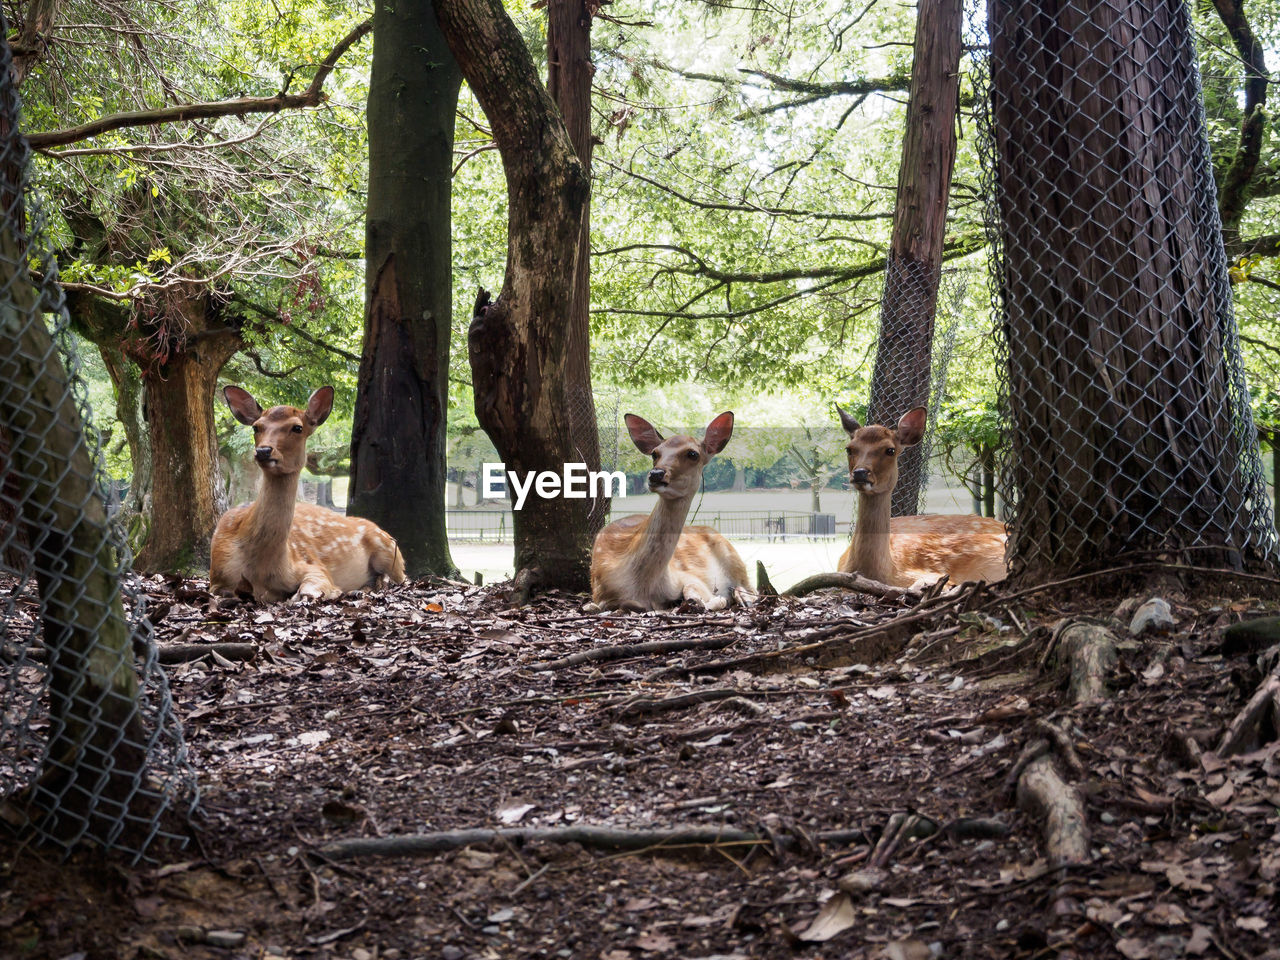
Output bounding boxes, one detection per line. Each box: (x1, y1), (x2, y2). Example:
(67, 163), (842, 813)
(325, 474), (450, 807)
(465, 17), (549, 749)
(851, 468), (871, 484)
(648, 469), (666, 485)
(254, 446), (275, 462)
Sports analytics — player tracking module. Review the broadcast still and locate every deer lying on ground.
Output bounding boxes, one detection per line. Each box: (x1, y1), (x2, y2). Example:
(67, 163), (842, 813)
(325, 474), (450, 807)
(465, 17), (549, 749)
(588, 412), (751, 612)
(210, 385), (406, 602)
(836, 405), (1007, 588)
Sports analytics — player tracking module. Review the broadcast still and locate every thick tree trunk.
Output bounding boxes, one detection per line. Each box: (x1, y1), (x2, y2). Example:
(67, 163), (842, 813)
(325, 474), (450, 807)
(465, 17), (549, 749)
(866, 0), (963, 517)
(134, 295), (239, 572)
(349, 0), (461, 579)
(436, 0), (592, 591)
(989, 0), (1277, 577)
(548, 0), (605, 535)
(0, 222), (146, 846)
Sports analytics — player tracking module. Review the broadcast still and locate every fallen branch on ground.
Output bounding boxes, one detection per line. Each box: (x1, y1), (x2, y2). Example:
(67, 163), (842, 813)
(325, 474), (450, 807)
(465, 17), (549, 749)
(528, 633), (738, 672)
(1216, 670), (1280, 757)
(783, 572), (922, 602)
(315, 824), (874, 862)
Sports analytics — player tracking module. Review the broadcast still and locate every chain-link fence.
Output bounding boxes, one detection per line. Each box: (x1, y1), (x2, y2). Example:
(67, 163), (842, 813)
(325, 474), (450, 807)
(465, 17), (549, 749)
(855, 265), (967, 515)
(972, 0), (1279, 578)
(0, 17), (195, 859)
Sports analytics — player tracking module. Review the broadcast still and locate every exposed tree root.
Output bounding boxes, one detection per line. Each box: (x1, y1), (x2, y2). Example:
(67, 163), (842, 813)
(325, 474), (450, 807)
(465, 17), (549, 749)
(610, 688), (745, 720)
(756, 561), (777, 596)
(1050, 621), (1117, 704)
(508, 566), (543, 608)
(783, 571), (922, 602)
(1016, 754), (1089, 868)
(1216, 671), (1280, 758)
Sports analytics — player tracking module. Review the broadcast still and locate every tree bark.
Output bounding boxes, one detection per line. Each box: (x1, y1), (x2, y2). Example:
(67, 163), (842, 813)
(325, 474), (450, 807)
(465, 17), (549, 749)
(0, 219), (146, 846)
(436, 0), (593, 591)
(866, 0), (963, 516)
(349, 0), (461, 579)
(989, 0), (1277, 578)
(548, 0), (606, 536)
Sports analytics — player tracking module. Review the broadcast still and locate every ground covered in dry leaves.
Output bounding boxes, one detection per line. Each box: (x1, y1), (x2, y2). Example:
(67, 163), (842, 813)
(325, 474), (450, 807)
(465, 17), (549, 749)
(4, 568), (1280, 960)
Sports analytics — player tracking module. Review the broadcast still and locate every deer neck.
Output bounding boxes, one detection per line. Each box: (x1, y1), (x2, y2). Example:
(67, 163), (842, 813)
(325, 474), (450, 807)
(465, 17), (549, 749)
(849, 489), (897, 584)
(243, 470), (299, 567)
(627, 494), (694, 581)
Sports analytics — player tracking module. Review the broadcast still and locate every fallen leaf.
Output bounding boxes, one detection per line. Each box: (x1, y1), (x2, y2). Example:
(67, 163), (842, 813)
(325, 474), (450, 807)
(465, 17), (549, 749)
(1116, 938), (1154, 959)
(1146, 902), (1188, 926)
(495, 802), (536, 825)
(1187, 925), (1213, 955)
(1205, 781), (1234, 806)
(1235, 916), (1268, 932)
(635, 931), (677, 952)
(797, 892), (856, 942)
(882, 940), (932, 960)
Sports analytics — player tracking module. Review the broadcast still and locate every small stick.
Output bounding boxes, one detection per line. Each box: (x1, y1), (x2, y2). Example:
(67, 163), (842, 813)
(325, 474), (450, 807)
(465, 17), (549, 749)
(783, 571), (922, 602)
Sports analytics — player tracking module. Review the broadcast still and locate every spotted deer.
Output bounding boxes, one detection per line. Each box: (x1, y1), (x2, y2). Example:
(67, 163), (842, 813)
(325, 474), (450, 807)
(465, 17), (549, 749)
(210, 385), (406, 602)
(588, 412), (751, 612)
(836, 405), (1007, 588)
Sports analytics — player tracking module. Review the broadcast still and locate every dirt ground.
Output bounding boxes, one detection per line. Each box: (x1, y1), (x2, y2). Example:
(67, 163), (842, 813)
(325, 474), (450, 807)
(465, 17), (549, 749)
(3, 568), (1280, 960)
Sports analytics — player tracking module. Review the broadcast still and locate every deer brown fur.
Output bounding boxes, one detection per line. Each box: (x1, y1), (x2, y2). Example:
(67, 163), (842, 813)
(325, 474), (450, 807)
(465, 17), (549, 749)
(588, 413), (750, 612)
(210, 385), (405, 602)
(837, 405), (1007, 588)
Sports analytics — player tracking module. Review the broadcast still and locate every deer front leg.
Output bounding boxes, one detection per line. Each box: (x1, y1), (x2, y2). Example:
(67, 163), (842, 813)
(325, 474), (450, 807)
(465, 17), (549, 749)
(294, 564), (342, 601)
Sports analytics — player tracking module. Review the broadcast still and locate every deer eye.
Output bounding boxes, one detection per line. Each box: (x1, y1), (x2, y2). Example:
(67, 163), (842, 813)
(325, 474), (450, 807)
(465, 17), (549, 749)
(886, 447), (896, 456)
(686, 450), (700, 461)
(292, 424), (304, 434)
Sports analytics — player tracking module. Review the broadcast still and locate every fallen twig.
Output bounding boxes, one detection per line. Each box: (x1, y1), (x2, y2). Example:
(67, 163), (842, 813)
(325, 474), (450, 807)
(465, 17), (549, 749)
(1216, 671), (1280, 758)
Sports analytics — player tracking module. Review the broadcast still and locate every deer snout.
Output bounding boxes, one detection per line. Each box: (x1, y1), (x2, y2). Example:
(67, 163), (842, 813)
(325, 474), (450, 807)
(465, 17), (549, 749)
(254, 445), (276, 463)
(851, 467), (872, 487)
(648, 468), (667, 487)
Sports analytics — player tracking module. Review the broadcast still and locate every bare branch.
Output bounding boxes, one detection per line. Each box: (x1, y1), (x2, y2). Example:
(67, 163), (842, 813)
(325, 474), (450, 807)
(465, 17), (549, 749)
(28, 18), (372, 150)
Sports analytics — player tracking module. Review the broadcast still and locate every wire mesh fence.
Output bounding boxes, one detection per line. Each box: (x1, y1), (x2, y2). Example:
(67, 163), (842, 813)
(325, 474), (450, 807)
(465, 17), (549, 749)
(0, 16), (196, 859)
(971, 0), (1279, 578)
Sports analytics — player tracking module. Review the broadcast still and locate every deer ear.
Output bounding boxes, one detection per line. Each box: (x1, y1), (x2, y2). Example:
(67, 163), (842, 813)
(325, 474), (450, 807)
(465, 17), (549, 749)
(223, 385), (263, 426)
(896, 407), (927, 447)
(835, 404), (861, 436)
(702, 412), (734, 456)
(306, 386), (335, 427)
(625, 414), (664, 455)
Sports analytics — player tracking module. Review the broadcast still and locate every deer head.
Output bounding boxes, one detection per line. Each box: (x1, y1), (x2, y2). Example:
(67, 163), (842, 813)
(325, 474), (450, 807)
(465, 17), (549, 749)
(836, 405), (926, 496)
(224, 385), (334, 478)
(625, 412), (734, 501)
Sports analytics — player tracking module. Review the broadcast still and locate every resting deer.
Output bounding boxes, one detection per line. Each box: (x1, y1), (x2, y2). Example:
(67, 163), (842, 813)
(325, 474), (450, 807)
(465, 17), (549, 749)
(210, 385), (406, 602)
(588, 412), (751, 612)
(836, 405), (1007, 588)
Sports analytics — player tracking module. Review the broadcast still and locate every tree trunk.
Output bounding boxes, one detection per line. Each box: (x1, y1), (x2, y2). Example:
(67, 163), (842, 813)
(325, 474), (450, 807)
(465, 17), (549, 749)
(0, 221), (146, 846)
(866, 0), (963, 517)
(133, 294), (239, 572)
(989, 0), (1278, 577)
(548, 0), (605, 536)
(436, 0), (592, 592)
(349, 0), (462, 578)
(731, 462), (746, 492)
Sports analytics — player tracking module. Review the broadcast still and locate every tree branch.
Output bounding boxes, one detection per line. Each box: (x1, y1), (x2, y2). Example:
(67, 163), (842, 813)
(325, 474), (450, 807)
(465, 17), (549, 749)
(28, 18), (372, 150)
(1212, 0), (1268, 236)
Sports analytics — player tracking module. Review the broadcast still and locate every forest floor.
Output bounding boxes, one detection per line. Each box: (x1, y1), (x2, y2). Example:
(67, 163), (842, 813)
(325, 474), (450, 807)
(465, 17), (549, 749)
(4, 568), (1280, 960)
